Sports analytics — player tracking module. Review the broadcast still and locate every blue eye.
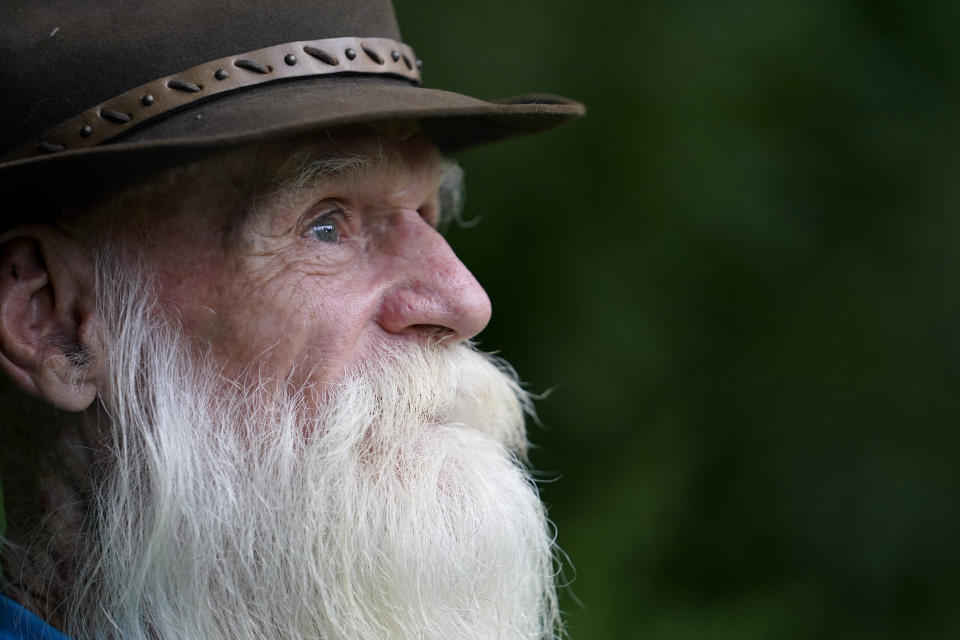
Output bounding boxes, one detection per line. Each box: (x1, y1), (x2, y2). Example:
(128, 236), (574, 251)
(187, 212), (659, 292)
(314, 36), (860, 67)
(311, 220), (339, 243)
(308, 209), (345, 243)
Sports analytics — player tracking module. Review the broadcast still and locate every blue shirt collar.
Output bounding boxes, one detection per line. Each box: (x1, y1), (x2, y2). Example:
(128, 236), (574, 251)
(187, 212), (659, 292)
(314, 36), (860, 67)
(0, 594), (72, 640)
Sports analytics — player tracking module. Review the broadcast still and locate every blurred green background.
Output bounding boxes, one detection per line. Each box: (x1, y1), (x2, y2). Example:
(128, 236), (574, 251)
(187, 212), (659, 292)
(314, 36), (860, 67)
(402, 1), (960, 638)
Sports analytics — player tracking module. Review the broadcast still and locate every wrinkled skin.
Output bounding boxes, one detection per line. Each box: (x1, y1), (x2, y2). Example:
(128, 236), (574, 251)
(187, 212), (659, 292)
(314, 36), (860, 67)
(0, 130), (494, 621)
(93, 132), (492, 390)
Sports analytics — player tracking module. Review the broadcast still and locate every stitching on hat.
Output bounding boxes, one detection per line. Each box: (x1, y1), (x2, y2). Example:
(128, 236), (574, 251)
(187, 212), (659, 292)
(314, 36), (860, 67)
(167, 80), (203, 93)
(303, 46), (338, 66)
(362, 45), (384, 65)
(37, 141), (66, 154)
(234, 60), (271, 74)
(99, 109), (132, 124)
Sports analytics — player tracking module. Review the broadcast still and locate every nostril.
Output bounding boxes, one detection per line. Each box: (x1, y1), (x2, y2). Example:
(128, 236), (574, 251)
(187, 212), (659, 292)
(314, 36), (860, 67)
(410, 324), (457, 344)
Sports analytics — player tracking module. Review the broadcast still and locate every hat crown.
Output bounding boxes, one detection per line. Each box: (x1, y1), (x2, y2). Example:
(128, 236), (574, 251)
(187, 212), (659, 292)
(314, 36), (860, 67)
(0, 0), (402, 152)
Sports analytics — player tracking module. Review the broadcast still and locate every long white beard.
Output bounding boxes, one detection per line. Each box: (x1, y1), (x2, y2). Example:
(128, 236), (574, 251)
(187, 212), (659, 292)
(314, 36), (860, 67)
(63, 261), (560, 640)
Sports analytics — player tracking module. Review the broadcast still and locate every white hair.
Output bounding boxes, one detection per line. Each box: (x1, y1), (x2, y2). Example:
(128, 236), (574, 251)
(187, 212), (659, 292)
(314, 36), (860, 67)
(60, 248), (562, 640)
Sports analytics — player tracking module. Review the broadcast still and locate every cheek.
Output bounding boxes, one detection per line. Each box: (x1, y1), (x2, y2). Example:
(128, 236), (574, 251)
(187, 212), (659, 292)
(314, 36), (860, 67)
(160, 256), (383, 387)
(277, 273), (386, 385)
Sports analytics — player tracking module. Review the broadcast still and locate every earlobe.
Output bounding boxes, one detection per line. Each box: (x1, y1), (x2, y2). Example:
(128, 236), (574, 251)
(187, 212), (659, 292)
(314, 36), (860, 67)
(0, 228), (99, 411)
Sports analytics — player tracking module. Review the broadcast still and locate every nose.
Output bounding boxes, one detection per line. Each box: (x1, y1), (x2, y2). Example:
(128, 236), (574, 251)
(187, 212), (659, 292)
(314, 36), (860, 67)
(375, 212), (492, 341)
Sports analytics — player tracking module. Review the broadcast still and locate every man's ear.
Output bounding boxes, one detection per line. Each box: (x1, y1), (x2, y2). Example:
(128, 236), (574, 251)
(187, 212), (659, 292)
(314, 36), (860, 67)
(0, 225), (100, 411)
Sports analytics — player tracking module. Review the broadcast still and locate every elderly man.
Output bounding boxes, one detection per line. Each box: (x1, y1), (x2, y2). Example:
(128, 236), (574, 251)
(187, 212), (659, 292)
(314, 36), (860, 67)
(0, 1), (582, 639)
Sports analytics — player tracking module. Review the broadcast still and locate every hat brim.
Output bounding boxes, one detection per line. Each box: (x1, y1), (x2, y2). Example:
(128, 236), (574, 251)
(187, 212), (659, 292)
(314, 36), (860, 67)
(0, 75), (583, 204)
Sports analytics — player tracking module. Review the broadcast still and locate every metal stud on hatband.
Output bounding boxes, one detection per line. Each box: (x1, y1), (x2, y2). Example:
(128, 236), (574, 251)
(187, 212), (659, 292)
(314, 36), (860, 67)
(304, 46), (338, 65)
(215, 68), (229, 80)
(80, 124), (94, 138)
(234, 59), (271, 74)
(167, 80), (201, 93)
(416, 59), (423, 69)
(391, 50), (400, 62)
(345, 48), (357, 60)
(99, 109), (132, 123)
(362, 46), (384, 64)
(141, 94), (155, 106)
(284, 53), (297, 66)
(402, 54), (412, 70)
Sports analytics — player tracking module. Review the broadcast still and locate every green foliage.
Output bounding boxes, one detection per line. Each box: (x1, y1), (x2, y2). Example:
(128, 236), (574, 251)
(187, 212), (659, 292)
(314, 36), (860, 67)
(401, 1), (960, 638)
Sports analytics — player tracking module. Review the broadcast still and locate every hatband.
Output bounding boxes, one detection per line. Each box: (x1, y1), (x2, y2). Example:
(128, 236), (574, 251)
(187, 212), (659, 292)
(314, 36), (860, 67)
(2, 36), (421, 163)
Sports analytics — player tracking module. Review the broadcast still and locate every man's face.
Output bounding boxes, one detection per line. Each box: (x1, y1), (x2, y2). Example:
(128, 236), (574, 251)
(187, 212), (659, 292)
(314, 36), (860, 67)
(113, 131), (491, 391)
(32, 130), (559, 640)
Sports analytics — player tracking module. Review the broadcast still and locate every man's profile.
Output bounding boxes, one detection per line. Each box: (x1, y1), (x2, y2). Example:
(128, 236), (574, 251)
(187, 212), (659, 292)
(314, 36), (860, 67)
(0, 1), (583, 638)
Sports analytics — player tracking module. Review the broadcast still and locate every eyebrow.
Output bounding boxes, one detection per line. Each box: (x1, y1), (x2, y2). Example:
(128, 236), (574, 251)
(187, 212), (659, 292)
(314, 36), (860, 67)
(264, 151), (378, 201)
(243, 146), (461, 233)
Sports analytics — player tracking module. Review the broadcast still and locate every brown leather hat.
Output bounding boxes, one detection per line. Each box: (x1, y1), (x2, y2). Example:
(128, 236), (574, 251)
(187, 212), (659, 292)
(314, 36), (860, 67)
(0, 0), (583, 206)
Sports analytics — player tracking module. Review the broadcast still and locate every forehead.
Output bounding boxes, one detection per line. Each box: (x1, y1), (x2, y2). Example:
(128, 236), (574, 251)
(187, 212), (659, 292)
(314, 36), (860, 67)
(71, 128), (446, 238)
(254, 128), (445, 195)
